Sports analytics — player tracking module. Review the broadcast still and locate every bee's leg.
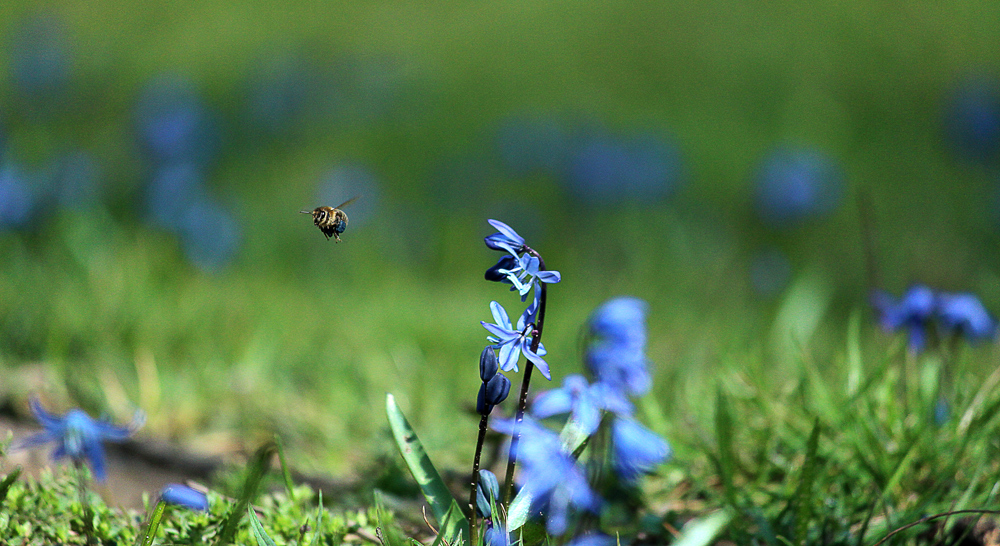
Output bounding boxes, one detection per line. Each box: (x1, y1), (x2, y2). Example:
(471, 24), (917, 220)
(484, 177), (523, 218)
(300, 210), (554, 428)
(334, 233), (341, 242)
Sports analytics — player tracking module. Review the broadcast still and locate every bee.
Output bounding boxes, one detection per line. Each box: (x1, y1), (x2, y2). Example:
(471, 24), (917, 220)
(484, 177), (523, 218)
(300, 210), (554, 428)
(301, 196), (359, 242)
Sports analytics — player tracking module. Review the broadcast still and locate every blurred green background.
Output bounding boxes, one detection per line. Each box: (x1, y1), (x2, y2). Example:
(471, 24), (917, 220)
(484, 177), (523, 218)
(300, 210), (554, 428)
(1, 1), (999, 477)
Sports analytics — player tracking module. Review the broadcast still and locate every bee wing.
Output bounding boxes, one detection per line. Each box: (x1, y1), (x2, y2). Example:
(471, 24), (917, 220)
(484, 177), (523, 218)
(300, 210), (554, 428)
(334, 196), (360, 210)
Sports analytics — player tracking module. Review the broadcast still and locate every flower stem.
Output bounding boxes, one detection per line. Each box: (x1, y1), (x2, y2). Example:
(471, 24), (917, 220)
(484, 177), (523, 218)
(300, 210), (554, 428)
(469, 413), (489, 546)
(502, 248), (549, 505)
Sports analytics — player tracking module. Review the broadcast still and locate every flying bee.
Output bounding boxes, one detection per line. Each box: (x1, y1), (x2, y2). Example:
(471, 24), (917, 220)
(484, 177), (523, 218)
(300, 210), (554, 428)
(301, 196), (359, 242)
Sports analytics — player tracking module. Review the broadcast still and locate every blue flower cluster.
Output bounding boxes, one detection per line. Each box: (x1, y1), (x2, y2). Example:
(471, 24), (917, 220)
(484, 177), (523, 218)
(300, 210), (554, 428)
(872, 285), (998, 352)
(481, 219), (561, 380)
(493, 297), (671, 537)
(15, 398), (144, 482)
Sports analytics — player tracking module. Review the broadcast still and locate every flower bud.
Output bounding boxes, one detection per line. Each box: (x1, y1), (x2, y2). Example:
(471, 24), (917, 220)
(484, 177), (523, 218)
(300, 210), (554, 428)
(477, 384), (493, 416)
(484, 373), (511, 406)
(480, 345), (499, 382)
(160, 483), (209, 511)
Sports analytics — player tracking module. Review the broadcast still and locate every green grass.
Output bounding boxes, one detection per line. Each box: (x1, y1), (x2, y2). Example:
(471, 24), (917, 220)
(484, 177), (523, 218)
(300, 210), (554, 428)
(2, 0), (1000, 543)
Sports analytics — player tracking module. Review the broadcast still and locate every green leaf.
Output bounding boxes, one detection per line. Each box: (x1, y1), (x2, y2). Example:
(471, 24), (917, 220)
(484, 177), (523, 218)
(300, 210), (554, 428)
(0, 467), (22, 507)
(506, 485), (534, 532)
(385, 393), (468, 544)
(133, 499), (167, 546)
(310, 491), (325, 546)
(672, 510), (732, 546)
(215, 441), (278, 545)
(248, 506), (277, 546)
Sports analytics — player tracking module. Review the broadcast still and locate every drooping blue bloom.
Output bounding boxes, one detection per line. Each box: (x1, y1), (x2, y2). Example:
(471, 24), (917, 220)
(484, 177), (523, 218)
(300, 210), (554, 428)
(945, 75), (1000, 163)
(482, 300), (550, 380)
(483, 523), (512, 546)
(589, 297), (648, 348)
(531, 375), (632, 435)
(16, 398), (145, 482)
(871, 285), (936, 352)
(0, 164), (36, 230)
(611, 417), (671, 482)
(496, 253), (562, 301)
(485, 255), (519, 283)
(484, 219), (525, 255)
(491, 417), (600, 536)
(936, 292), (998, 342)
(160, 483), (209, 511)
(476, 469), (500, 518)
(178, 198), (242, 272)
(753, 147), (844, 226)
(566, 132), (683, 205)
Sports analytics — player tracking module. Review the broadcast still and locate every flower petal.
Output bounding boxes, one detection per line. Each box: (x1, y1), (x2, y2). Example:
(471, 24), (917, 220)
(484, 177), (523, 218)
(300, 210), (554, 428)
(487, 219), (524, 245)
(489, 301), (512, 330)
(531, 389), (573, 419)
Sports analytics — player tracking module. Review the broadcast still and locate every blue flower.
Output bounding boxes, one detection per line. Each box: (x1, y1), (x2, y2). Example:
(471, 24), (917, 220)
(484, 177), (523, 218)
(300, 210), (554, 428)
(496, 253), (562, 301)
(160, 483), (209, 511)
(871, 285), (936, 352)
(484, 219), (525, 255)
(16, 398), (144, 482)
(565, 534), (617, 546)
(936, 292), (998, 342)
(483, 523), (511, 546)
(485, 255), (519, 283)
(753, 146), (844, 226)
(531, 375), (632, 435)
(589, 297), (648, 347)
(586, 342), (651, 397)
(482, 300), (550, 380)
(491, 417), (600, 536)
(611, 417), (671, 482)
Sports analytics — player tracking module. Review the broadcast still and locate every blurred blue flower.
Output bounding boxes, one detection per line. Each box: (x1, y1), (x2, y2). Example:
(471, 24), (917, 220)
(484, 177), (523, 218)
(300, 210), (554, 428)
(0, 164), (36, 230)
(10, 13), (70, 98)
(491, 417), (600, 536)
(945, 75), (1000, 163)
(476, 469), (500, 518)
(160, 483), (209, 511)
(495, 115), (572, 176)
(936, 292), (997, 343)
(484, 219), (526, 254)
(566, 132), (683, 204)
(135, 74), (221, 166)
(753, 147), (843, 226)
(482, 300), (550, 380)
(483, 523), (511, 546)
(531, 375), (632, 435)
(146, 162), (206, 231)
(611, 417), (671, 482)
(589, 297), (648, 348)
(243, 52), (312, 136)
(871, 285), (936, 352)
(50, 150), (102, 209)
(16, 398), (144, 482)
(178, 198), (242, 272)
(586, 297), (652, 397)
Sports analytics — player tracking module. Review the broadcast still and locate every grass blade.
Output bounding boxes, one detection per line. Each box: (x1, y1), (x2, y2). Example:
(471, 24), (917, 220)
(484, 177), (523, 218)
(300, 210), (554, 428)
(215, 441), (278, 545)
(385, 393), (468, 544)
(248, 506), (277, 546)
(715, 386), (737, 507)
(274, 433), (296, 500)
(793, 419), (821, 546)
(0, 467), (22, 507)
(134, 500), (167, 546)
(506, 486), (534, 532)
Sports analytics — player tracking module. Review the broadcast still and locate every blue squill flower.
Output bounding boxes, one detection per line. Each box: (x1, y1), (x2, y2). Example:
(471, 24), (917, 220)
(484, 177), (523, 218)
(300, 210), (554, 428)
(483, 523), (511, 546)
(491, 417), (600, 536)
(482, 300), (550, 380)
(871, 285), (936, 351)
(589, 297), (648, 347)
(611, 417), (671, 482)
(936, 292), (998, 343)
(565, 534), (617, 546)
(16, 398), (145, 482)
(531, 375), (632, 435)
(495, 253), (562, 301)
(160, 483), (209, 511)
(484, 219), (525, 255)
